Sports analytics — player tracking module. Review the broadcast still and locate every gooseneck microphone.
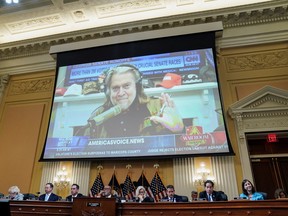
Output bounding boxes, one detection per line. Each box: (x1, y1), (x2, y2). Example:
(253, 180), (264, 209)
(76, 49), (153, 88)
(88, 105), (122, 126)
(74, 105), (122, 136)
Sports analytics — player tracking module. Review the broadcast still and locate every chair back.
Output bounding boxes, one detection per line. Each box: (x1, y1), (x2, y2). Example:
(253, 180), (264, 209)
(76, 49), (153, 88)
(217, 191), (228, 201)
(258, 192), (267, 200)
(23, 193), (37, 200)
(181, 195), (189, 202)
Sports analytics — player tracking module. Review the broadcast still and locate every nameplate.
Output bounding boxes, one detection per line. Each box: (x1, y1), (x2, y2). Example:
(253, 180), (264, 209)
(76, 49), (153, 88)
(193, 198), (207, 201)
(86, 202), (101, 207)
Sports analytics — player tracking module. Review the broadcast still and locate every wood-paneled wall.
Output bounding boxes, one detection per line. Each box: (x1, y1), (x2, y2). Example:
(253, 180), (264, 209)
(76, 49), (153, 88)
(0, 71), (55, 194)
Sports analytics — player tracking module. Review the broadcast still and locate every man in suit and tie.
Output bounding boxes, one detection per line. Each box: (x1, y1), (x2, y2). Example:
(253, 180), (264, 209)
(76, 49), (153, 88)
(198, 180), (225, 201)
(38, 183), (59, 201)
(66, 184), (84, 202)
(163, 185), (184, 202)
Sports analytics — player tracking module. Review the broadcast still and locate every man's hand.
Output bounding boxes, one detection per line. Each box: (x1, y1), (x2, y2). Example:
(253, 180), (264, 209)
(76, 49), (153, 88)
(150, 93), (184, 132)
(96, 190), (105, 198)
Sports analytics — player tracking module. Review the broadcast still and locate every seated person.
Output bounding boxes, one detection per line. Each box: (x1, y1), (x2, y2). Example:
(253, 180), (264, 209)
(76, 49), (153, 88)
(163, 185), (184, 202)
(66, 184), (84, 202)
(190, 190), (198, 201)
(96, 185), (119, 201)
(38, 183), (59, 201)
(199, 180), (227, 201)
(274, 188), (287, 199)
(239, 179), (264, 200)
(7, 186), (24, 200)
(134, 186), (154, 203)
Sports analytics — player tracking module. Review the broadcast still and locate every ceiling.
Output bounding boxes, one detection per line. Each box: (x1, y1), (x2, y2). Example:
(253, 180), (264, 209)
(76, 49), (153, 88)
(0, 0), (277, 45)
(0, 0), (77, 13)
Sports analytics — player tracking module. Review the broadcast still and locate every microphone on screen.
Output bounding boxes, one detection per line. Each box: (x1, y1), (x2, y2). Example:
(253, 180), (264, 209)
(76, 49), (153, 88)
(88, 105), (122, 126)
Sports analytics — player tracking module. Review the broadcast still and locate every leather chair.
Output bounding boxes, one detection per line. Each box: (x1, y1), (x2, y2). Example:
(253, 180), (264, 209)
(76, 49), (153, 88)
(218, 191), (228, 201)
(181, 195), (189, 202)
(258, 192), (267, 200)
(23, 193), (37, 200)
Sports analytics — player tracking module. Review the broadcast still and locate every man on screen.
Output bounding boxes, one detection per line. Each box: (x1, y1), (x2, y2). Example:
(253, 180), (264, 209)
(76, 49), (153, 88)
(79, 64), (184, 138)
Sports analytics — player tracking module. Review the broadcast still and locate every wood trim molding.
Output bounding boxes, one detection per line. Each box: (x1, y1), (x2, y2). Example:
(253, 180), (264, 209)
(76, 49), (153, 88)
(0, 1), (287, 61)
(228, 85), (288, 182)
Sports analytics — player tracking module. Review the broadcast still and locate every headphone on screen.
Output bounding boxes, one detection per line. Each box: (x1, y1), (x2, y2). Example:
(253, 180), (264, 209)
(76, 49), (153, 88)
(103, 64), (143, 97)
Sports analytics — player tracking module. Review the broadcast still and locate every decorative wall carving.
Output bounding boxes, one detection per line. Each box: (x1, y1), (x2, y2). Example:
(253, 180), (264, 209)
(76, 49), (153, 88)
(223, 6), (288, 28)
(244, 115), (288, 129)
(226, 50), (288, 72)
(96, 0), (165, 18)
(235, 113), (244, 139)
(0, 3), (287, 60)
(247, 95), (288, 108)
(242, 111), (288, 119)
(71, 10), (89, 22)
(6, 14), (65, 34)
(0, 74), (9, 101)
(8, 78), (53, 95)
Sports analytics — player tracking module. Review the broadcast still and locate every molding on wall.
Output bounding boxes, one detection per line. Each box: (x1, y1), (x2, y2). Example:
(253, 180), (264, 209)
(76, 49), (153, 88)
(0, 2), (287, 62)
(0, 74), (9, 103)
(225, 50), (288, 72)
(1, 61), (56, 76)
(8, 77), (54, 96)
(228, 85), (288, 182)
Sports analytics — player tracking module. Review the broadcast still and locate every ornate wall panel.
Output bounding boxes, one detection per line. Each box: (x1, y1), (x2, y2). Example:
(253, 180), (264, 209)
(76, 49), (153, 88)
(8, 78), (53, 96)
(225, 50), (288, 72)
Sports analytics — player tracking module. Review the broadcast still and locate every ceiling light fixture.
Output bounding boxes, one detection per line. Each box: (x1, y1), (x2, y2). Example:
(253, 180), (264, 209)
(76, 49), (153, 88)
(6, 0), (19, 4)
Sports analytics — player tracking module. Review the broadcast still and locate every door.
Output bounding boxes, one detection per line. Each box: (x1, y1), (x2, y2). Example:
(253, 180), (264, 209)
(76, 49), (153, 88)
(247, 131), (288, 199)
(251, 157), (288, 199)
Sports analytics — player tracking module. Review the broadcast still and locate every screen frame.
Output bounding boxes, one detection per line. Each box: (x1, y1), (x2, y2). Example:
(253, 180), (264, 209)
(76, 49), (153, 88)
(40, 22), (234, 161)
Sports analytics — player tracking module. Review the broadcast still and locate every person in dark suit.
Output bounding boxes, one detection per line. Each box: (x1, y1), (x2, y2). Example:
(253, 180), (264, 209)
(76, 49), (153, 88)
(198, 180), (226, 201)
(38, 183), (59, 201)
(66, 184), (84, 202)
(163, 185), (183, 202)
(190, 190), (198, 201)
(96, 185), (119, 199)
